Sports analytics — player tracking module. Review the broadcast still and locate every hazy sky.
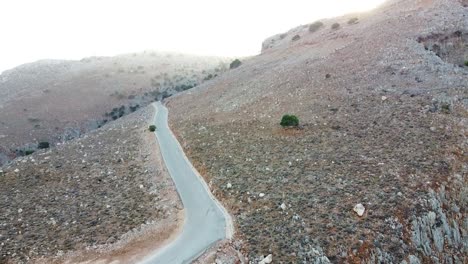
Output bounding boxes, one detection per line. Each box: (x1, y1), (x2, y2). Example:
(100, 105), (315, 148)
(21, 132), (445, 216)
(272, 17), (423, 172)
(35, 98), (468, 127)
(0, 0), (385, 73)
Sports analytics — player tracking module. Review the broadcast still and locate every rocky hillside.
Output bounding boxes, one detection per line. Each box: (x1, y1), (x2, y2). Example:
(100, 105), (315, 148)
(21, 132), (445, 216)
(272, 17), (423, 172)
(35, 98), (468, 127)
(0, 52), (230, 165)
(167, 0), (467, 263)
(0, 105), (183, 263)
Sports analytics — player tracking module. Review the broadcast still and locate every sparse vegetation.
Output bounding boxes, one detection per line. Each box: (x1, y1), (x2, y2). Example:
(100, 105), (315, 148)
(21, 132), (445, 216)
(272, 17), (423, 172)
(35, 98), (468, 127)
(28, 118), (41, 123)
(230, 59), (242, 69)
(464, 60), (468, 66)
(204, 74), (214, 81)
(440, 102), (451, 114)
(0, 107), (181, 263)
(129, 104), (140, 112)
(331, 23), (340, 30)
(38, 142), (50, 149)
(291, 35), (301, 41)
(308, 21), (324, 33)
(149, 125), (156, 132)
(16, 149), (36, 156)
(325, 73), (331, 79)
(348, 17), (359, 24)
(280, 114), (299, 127)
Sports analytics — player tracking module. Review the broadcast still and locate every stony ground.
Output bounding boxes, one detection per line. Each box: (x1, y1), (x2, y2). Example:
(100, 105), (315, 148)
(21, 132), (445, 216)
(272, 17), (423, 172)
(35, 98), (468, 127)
(0, 106), (182, 263)
(168, 0), (467, 263)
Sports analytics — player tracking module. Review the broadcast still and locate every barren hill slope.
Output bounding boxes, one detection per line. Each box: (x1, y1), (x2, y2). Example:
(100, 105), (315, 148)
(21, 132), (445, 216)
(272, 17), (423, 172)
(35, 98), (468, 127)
(0, 52), (229, 165)
(167, 0), (467, 263)
(0, 105), (183, 263)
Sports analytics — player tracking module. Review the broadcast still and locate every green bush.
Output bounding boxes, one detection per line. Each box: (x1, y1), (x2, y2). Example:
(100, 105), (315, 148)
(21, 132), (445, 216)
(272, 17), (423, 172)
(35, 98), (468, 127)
(464, 60), (468, 66)
(280, 115), (299, 127)
(149, 125), (156, 132)
(25, 150), (35, 155)
(309, 21), (324, 33)
(292, 35), (301, 41)
(38, 142), (50, 149)
(331, 23), (340, 30)
(440, 103), (451, 114)
(230, 59), (242, 69)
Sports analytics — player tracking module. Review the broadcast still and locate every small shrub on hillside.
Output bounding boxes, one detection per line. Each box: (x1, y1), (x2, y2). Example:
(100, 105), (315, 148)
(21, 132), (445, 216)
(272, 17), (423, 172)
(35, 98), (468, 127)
(440, 103), (451, 114)
(129, 104), (140, 112)
(25, 150), (35, 156)
(280, 115), (300, 127)
(309, 21), (324, 33)
(230, 59), (242, 69)
(204, 74), (214, 81)
(464, 60), (468, 66)
(292, 35), (301, 41)
(149, 125), (156, 132)
(161, 91), (170, 99)
(331, 23), (340, 30)
(348, 17), (359, 24)
(38, 142), (50, 149)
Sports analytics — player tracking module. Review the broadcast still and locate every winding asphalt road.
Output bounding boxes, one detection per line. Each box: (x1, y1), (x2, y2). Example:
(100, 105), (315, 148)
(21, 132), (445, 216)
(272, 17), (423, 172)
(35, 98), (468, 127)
(139, 102), (233, 264)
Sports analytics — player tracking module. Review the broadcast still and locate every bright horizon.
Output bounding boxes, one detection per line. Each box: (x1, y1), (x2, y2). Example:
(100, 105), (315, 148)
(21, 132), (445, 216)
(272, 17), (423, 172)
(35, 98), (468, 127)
(0, 0), (386, 73)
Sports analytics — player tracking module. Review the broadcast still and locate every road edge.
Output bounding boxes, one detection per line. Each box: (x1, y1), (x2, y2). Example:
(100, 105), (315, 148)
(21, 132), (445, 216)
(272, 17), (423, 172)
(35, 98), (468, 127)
(153, 102), (235, 239)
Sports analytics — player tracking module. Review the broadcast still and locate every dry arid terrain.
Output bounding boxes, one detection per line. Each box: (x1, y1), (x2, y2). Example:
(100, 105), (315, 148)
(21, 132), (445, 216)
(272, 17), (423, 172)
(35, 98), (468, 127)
(0, 0), (466, 263)
(0, 52), (230, 166)
(0, 106), (183, 263)
(168, 0), (467, 263)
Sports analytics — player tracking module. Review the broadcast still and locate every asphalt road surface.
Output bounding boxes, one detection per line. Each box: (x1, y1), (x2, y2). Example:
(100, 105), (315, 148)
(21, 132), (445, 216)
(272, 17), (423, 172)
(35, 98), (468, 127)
(139, 102), (233, 264)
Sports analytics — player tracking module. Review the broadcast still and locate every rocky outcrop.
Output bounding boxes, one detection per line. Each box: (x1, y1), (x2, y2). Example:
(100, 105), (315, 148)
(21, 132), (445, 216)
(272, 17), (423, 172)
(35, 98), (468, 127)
(418, 31), (468, 67)
(408, 184), (466, 264)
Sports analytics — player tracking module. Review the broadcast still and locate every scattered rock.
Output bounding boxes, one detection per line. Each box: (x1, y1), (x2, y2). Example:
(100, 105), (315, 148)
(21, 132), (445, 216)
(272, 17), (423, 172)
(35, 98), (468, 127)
(227, 182), (232, 189)
(259, 254), (272, 264)
(353, 203), (365, 216)
(408, 255), (421, 264)
(259, 193), (265, 198)
(280, 203), (287, 210)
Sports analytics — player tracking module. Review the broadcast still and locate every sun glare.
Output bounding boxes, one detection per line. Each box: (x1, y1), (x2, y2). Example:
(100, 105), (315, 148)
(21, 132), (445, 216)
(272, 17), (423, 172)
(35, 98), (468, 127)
(0, 0), (386, 73)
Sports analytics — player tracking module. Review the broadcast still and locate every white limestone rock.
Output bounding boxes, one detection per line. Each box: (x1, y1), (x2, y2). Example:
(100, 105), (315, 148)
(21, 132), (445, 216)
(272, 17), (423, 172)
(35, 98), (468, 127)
(353, 203), (365, 216)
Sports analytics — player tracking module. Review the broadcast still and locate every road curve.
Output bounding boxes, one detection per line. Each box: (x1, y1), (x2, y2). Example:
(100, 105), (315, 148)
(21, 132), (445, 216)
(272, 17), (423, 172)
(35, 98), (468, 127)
(139, 102), (233, 264)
